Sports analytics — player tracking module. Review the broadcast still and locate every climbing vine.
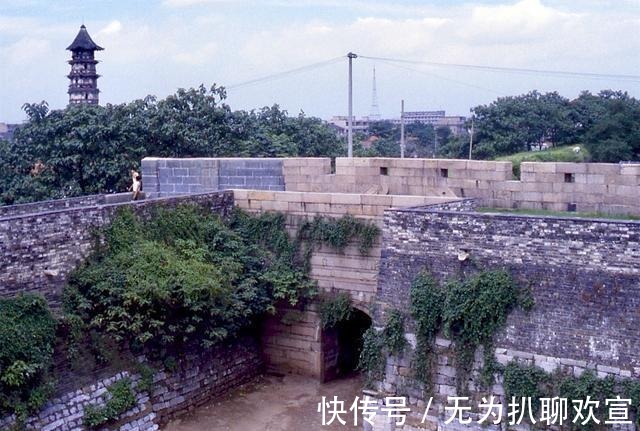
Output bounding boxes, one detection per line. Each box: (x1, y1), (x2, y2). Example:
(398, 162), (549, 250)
(504, 361), (640, 429)
(442, 270), (521, 393)
(407, 269), (531, 394)
(382, 309), (406, 356)
(319, 292), (353, 329)
(409, 272), (444, 390)
(358, 328), (385, 388)
(296, 214), (380, 256)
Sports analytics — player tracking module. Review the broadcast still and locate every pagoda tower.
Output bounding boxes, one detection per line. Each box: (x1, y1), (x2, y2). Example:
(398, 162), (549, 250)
(66, 25), (103, 105)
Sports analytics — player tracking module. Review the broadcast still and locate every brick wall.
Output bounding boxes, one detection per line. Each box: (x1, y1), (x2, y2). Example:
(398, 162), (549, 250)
(0, 192), (234, 306)
(141, 157), (285, 197)
(0, 338), (262, 431)
(368, 203), (640, 430)
(233, 189), (463, 379)
(141, 157), (640, 216)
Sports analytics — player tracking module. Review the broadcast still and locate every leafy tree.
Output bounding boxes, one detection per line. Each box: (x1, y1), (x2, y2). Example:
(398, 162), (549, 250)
(468, 90), (639, 162)
(1, 85), (342, 205)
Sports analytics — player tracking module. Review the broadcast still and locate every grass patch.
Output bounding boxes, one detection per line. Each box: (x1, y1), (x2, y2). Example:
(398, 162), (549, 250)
(496, 145), (590, 178)
(477, 207), (640, 221)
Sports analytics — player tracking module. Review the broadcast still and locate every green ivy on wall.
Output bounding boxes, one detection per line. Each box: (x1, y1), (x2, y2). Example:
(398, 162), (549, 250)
(297, 214), (381, 256)
(408, 270), (531, 394)
(319, 292), (353, 329)
(504, 361), (640, 429)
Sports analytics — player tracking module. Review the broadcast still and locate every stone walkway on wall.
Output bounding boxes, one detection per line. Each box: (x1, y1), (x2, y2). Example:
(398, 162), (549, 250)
(163, 374), (362, 431)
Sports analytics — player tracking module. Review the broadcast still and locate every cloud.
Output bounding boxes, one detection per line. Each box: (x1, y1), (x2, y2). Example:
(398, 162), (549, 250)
(99, 20), (122, 36)
(1, 37), (50, 65)
(1, 0), (639, 123)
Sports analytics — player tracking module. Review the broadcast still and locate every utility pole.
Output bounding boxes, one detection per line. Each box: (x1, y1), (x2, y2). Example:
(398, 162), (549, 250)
(468, 114), (474, 160)
(400, 99), (405, 158)
(347, 52), (357, 158)
(434, 129), (438, 158)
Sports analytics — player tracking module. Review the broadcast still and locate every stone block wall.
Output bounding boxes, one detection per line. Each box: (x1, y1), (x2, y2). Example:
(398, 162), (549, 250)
(283, 157), (640, 215)
(233, 189), (460, 305)
(369, 201), (640, 430)
(233, 190), (463, 379)
(0, 193), (137, 218)
(0, 338), (262, 431)
(141, 157), (284, 197)
(0, 191), (234, 306)
(140, 157), (640, 215)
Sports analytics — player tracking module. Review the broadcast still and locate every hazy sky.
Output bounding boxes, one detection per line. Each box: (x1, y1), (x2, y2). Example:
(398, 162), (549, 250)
(1, 0), (639, 123)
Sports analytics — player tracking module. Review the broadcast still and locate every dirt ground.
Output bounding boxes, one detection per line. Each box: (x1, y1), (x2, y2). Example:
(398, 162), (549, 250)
(163, 373), (364, 431)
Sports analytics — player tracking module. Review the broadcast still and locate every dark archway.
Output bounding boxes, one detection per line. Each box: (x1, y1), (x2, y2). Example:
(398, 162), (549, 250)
(322, 307), (371, 382)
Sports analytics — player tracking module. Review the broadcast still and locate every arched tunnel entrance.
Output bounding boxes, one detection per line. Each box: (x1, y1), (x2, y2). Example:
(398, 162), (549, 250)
(321, 307), (372, 382)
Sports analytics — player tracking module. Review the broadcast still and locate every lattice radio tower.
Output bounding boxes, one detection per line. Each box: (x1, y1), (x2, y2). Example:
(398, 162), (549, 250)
(369, 66), (381, 120)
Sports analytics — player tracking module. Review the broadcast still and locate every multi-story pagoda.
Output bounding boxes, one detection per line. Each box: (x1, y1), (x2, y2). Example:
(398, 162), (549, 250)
(66, 25), (103, 105)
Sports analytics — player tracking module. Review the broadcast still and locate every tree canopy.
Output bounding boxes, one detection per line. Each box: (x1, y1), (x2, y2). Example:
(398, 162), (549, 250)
(0, 85), (343, 205)
(440, 90), (640, 162)
(2, 86), (638, 205)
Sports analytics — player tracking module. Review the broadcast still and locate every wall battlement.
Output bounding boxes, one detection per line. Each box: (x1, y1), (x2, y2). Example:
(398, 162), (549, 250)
(143, 157), (640, 216)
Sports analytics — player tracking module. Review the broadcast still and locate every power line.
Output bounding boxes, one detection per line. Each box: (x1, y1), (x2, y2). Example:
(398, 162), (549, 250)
(226, 56), (345, 90)
(358, 54), (640, 82)
(374, 58), (505, 96)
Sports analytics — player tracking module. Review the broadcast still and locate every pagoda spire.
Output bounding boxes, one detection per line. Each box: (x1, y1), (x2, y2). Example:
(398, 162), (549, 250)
(66, 25), (103, 106)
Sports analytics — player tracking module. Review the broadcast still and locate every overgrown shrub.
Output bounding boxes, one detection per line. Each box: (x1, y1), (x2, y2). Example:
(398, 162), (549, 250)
(63, 205), (316, 357)
(0, 294), (56, 425)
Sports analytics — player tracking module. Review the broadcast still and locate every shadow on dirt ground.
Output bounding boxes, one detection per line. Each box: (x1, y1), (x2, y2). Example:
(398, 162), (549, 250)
(163, 373), (364, 431)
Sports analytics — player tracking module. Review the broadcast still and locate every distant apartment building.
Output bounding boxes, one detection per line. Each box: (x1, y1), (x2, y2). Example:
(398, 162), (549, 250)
(328, 110), (466, 137)
(327, 116), (371, 137)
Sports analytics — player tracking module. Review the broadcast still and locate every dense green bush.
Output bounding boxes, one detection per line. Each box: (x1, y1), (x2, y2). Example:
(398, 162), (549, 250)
(63, 205), (316, 356)
(0, 295), (57, 424)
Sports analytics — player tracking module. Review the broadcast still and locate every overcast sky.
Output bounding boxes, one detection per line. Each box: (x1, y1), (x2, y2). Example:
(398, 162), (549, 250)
(1, 0), (639, 123)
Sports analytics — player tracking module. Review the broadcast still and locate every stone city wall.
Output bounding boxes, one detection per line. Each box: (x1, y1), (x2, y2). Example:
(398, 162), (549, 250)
(283, 157), (640, 215)
(232, 189), (462, 379)
(141, 157), (284, 197)
(142, 157), (640, 216)
(0, 193), (138, 218)
(0, 338), (262, 431)
(0, 191), (234, 306)
(369, 201), (640, 430)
